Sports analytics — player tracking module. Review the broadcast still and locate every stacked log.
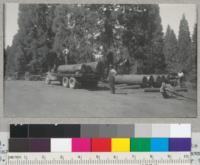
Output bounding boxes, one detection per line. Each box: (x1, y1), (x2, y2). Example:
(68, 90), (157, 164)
(84, 62), (98, 73)
(57, 64), (87, 74)
(85, 61), (104, 75)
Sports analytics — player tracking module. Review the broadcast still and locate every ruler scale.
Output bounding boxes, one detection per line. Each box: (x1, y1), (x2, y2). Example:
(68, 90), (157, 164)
(2, 124), (199, 165)
(7, 152), (191, 165)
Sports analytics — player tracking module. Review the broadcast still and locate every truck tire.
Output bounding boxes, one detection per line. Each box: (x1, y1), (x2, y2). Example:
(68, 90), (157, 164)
(45, 77), (51, 85)
(62, 77), (69, 88)
(69, 77), (78, 89)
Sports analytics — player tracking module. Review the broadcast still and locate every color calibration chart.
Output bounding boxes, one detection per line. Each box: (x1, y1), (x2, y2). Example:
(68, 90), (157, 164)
(9, 124), (191, 152)
(0, 124), (197, 165)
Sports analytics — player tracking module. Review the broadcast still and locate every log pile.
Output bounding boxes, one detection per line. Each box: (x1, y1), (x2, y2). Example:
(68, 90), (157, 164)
(57, 61), (104, 75)
(85, 61), (104, 75)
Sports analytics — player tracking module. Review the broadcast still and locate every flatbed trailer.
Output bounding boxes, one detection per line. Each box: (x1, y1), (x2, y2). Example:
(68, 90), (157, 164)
(45, 71), (100, 89)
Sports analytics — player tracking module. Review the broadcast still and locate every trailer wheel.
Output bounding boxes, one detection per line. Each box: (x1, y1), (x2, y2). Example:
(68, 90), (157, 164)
(45, 77), (51, 85)
(62, 77), (69, 88)
(69, 77), (78, 89)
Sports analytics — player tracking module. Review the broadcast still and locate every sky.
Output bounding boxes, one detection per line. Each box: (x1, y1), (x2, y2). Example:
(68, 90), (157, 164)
(5, 3), (197, 47)
(159, 4), (196, 37)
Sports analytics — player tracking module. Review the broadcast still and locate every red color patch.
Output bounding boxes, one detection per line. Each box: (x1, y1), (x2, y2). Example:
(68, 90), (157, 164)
(91, 138), (111, 152)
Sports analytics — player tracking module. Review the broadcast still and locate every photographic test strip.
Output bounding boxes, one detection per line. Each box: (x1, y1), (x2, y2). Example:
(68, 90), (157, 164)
(9, 124), (191, 152)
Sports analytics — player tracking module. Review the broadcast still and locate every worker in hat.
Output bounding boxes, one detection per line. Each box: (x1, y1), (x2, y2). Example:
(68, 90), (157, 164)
(178, 70), (185, 88)
(63, 48), (69, 64)
(108, 64), (117, 94)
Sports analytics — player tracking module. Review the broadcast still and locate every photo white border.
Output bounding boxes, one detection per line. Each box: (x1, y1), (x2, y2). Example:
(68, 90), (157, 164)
(0, 0), (199, 132)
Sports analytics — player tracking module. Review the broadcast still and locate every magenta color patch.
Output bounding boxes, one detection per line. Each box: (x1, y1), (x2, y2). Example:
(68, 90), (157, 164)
(72, 138), (91, 152)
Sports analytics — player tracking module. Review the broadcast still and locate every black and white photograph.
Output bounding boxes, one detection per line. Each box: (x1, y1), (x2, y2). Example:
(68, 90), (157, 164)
(4, 3), (197, 117)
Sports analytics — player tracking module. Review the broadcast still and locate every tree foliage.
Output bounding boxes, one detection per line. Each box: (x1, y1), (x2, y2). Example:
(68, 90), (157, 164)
(118, 5), (165, 73)
(5, 4), (196, 78)
(163, 25), (178, 72)
(189, 23), (197, 83)
(177, 14), (192, 72)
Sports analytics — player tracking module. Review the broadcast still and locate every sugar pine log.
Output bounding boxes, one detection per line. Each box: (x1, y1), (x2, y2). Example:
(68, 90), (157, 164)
(84, 62), (98, 73)
(115, 74), (147, 85)
(118, 84), (141, 89)
(144, 87), (188, 92)
(57, 64), (86, 73)
(85, 61), (104, 75)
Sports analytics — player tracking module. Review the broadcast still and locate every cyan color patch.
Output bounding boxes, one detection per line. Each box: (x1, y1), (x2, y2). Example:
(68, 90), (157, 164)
(151, 138), (169, 152)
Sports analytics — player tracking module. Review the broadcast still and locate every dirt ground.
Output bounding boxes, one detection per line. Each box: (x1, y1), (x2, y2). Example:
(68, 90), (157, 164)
(4, 80), (197, 118)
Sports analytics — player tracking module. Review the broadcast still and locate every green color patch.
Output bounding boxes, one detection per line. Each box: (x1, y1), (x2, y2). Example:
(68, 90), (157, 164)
(131, 138), (151, 152)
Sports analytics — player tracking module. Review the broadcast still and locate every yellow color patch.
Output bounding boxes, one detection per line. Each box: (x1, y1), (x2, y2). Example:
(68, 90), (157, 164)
(111, 138), (130, 152)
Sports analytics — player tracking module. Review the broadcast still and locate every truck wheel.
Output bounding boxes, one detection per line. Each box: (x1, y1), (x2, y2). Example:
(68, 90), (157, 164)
(62, 77), (69, 88)
(69, 77), (78, 89)
(45, 77), (51, 85)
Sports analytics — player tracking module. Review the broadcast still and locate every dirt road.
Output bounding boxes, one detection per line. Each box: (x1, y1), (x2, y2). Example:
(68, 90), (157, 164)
(4, 80), (197, 118)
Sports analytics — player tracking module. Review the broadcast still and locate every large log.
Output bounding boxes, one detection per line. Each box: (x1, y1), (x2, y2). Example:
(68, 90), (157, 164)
(144, 87), (188, 92)
(115, 74), (147, 85)
(57, 64), (86, 73)
(85, 61), (104, 75)
(84, 62), (98, 73)
(117, 84), (141, 89)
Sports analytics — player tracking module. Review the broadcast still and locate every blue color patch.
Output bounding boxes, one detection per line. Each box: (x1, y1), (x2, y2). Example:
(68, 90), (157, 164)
(151, 138), (169, 152)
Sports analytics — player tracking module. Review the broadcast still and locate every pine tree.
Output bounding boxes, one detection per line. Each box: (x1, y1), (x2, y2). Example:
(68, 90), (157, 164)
(163, 25), (178, 72)
(189, 23), (197, 84)
(6, 4), (56, 75)
(177, 14), (192, 72)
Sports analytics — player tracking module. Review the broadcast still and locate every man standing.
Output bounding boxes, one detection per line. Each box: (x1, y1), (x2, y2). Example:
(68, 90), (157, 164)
(63, 48), (69, 64)
(178, 70), (185, 88)
(108, 65), (117, 94)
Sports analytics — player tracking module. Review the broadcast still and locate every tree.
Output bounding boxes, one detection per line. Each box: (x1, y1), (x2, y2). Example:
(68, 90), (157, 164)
(163, 25), (178, 72)
(6, 4), (56, 75)
(119, 4), (165, 74)
(52, 5), (102, 64)
(177, 14), (192, 72)
(188, 23), (197, 83)
(6, 4), (167, 77)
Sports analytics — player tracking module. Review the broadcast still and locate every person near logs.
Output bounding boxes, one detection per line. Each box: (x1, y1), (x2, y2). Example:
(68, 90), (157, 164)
(178, 70), (185, 88)
(160, 81), (175, 98)
(108, 65), (117, 94)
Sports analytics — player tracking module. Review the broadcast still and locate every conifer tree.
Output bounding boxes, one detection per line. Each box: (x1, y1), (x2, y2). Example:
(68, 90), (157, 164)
(163, 25), (178, 72)
(177, 14), (192, 72)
